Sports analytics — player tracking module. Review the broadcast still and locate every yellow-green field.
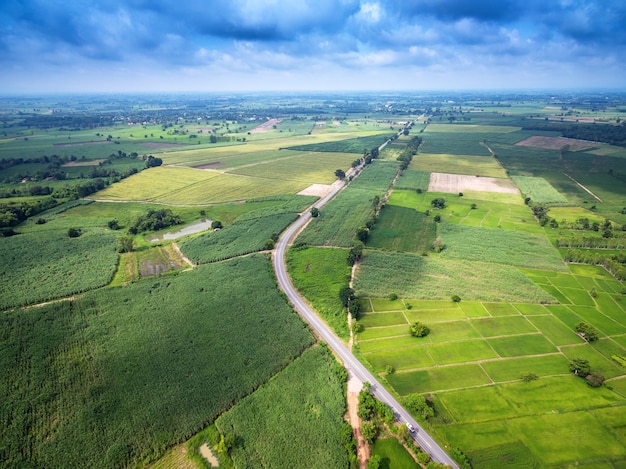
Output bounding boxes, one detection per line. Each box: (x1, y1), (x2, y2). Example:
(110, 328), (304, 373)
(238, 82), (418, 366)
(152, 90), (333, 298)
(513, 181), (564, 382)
(409, 153), (507, 178)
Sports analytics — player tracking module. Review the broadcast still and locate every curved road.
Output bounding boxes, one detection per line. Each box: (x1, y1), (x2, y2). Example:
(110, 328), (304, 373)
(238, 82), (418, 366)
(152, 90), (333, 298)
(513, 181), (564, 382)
(271, 150), (458, 468)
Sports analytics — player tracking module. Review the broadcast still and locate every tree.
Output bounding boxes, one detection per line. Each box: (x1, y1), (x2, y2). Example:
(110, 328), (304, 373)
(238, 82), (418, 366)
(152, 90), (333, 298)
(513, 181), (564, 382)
(349, 299), (361, 318)
(366, 454), (381, 469)
(451, 295), (461, 302)
(569, 358), (591, 376)
(356, 226), (369, 243)
(339, 286), (356, 307)
(430, 197), (446, 209)
(311, 207), (319, 218)
(410, 321), (430, 338)
(586, 372), (605, 387)
(361, 422), (377, 444)
(347, 242), (363, 265)
(335, 169), (346, 179)
(118, 236), (134, 253)
(108, 219), (119, 230)
(398, 424), (409, 441)
(575, 322), (599, 342)
(145, 155), (163, 168)
(67, 227), (82, 238)
(211, 220), (223, 229)
(405, 393), (434, 419)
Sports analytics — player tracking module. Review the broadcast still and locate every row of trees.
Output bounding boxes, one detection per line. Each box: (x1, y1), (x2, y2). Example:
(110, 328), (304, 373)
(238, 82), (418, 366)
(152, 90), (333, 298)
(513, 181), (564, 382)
(564, 249), (626, 281)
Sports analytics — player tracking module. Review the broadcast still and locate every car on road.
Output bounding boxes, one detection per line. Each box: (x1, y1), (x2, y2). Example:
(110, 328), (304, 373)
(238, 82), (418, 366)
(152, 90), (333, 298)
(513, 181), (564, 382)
(407, 423), (416, 433)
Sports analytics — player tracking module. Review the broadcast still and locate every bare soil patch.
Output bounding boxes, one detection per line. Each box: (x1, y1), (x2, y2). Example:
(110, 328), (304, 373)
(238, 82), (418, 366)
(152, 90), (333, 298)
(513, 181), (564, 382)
(54, 140), (111, 147)
(199, 444), (219, 467)
(193, 162), (224, 169)
(250, 118), (282, 133)
(515, 136), (595, 151)
(297, 183), (334, 197)
(428, 172), (520, 195)
(62, 159), (107, 167)
(346, 371), (370, 469)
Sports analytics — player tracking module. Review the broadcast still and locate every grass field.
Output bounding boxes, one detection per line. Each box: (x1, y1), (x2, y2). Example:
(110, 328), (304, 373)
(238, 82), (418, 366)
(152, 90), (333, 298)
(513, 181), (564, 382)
(355, 251), (556, 303)
(286, 246), (353, 339)
(371, 438), (419, 469)
(367, 205), (436, 253)
(215, 346), (348, 469)
(438, 224), (567, 270)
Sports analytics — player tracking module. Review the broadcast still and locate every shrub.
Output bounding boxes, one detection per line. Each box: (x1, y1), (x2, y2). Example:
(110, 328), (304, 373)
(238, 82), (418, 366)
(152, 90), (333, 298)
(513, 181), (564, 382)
(587, 372), (605, 387)
(67, 227), (82, 238)
(410, 321), (430, 338)
(451, 295), (461, 302)
(431, 197), (446, 209)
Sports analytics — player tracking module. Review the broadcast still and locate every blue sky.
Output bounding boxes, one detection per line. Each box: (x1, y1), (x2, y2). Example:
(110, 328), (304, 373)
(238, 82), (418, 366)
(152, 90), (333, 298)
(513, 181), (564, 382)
(1, 0), (625, 93)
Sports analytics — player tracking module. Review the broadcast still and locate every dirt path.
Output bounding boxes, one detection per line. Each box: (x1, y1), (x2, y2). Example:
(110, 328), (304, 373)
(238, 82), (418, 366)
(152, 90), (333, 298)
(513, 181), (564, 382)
(347, 371), (370, 469)
(172, 242), (195, 267)
(563, 173), (603, 202)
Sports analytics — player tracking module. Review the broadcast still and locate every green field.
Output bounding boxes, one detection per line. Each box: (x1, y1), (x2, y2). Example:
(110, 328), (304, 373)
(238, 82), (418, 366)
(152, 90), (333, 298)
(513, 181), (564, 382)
(510, 176), (569, 205)
(285, 133), (393, 153)
(371, 438), (419, 469)
(408, 153), (507, 178)
(0, 228), (118, 309)
(355, 251), (556, 303)
(438, 224), (567, 270)
(367, 205), (436, 253)
(179, 212), (297, 263)
(286, 246), (353, 339)
(0, 254), (314, 468)
(215, 346), (348, 469)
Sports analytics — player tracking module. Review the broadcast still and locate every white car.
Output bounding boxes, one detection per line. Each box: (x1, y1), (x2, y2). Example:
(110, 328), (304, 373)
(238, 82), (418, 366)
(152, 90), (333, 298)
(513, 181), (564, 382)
(407, 423), (416, 433)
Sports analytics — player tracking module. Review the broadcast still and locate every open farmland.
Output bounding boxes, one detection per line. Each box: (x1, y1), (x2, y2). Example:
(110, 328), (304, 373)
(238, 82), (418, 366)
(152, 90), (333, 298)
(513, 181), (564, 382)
(367, 205), (436, 253)
(0, 255), (314, 468)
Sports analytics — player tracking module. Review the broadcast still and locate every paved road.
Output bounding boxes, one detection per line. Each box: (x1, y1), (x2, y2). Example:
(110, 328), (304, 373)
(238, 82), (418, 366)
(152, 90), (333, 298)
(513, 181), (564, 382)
(271, 146), (458, 468)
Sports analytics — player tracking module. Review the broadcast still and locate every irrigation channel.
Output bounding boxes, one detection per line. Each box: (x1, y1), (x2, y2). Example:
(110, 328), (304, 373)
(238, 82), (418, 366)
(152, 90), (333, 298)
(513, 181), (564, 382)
(272, 124), (458, 468)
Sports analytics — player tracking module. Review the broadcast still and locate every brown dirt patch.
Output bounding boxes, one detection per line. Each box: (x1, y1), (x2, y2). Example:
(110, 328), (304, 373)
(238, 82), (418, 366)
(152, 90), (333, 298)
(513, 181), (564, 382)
(515, 136), (595, 151)
(199, 444), (219, 467)
(193, 162), (225, 169)
(297, 183), (334, 197)
(250, 118), (282, 133)
(428, 172), (520, 195)
(54, 140), (111, 147)
(62, 159), (108, 167)
(347, 372), (370, 469)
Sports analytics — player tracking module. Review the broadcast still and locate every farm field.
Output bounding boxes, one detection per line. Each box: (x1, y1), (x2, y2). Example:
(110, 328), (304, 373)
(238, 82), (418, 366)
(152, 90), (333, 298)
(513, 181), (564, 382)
(0, 254), (315, 468)
(215, 346), (348, 469)
(409, 153), (507, 178)
(286, 246), (353, 339)
(367, 205), (436, 253)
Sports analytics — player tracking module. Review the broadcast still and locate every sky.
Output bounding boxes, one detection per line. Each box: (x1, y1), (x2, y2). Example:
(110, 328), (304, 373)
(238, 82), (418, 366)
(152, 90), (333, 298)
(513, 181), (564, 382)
(1, 0), (625, 93)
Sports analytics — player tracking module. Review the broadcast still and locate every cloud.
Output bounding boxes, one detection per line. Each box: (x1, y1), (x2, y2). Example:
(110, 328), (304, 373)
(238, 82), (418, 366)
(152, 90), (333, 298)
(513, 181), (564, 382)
(0, 0), (625, 92)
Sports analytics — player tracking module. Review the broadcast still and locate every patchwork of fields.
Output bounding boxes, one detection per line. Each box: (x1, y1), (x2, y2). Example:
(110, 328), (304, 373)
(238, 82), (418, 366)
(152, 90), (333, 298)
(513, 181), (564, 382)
(2, 98), (625, 469)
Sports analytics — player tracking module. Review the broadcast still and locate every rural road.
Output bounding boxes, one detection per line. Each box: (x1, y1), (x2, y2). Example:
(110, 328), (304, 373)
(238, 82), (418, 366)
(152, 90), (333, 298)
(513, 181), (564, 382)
(271, 129), (458, 468)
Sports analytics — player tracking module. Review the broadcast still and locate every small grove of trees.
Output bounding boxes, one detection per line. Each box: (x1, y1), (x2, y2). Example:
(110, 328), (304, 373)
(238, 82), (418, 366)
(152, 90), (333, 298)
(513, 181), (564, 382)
(569, 358), (605, 387)
(575, 322), (599, 342)
(347, 241), (363, 265)
(335, 169), (346, 179)
(404, 393), (434, 420)
(128, 209), (183, 234)
(410, 321), (430, 338)
(339, 286), (361, 318)
(430, 197), (446, 209)
(144, 155), (163, 168)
